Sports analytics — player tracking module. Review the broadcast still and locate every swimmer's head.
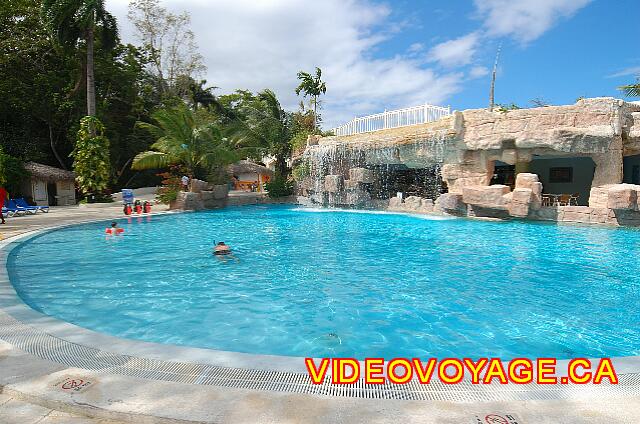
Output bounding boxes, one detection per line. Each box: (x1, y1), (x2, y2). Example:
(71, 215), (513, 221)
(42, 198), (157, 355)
(217, 241), (225, 245)
(111, 222), (118, 228)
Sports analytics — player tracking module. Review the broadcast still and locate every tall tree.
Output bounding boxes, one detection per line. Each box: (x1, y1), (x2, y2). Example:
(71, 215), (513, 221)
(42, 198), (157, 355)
(42, 0), (119, 117)
(186, 78), (218, 111)
(488, 44), (501, 112)
(230, 89), (292, 177)
(295, 67), (327, 130)
(128, 0), (205, 98)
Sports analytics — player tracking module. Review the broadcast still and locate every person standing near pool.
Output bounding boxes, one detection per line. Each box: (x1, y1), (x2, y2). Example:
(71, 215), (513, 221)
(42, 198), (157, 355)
(0, 186), (7, 224)
(181, 175), (189, 191)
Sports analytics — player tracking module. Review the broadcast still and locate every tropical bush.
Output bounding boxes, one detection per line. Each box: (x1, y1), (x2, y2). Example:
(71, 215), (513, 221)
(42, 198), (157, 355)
(290, 130), (311, 154)
(291, 161), (310, 182)
(264, 175), (294, 198)
(132, 104), (256, 181)
(0, 146), (28, 194)
(72, 116), (111, 198)
(156, 171), (181, 204)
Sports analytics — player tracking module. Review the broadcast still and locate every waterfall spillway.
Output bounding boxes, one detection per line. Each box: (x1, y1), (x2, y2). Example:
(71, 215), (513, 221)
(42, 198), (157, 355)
(298, 130), (449, 208)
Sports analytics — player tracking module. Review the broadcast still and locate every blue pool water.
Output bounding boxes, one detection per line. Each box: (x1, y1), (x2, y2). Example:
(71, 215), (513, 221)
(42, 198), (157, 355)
(7, 205), (640, 360)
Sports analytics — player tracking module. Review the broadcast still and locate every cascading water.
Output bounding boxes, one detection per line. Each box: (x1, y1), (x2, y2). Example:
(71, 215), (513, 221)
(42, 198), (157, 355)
(298, 130), (450, 208)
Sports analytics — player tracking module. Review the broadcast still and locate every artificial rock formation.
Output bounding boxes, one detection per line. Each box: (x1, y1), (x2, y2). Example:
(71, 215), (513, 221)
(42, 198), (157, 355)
(300, 98), (640, 226)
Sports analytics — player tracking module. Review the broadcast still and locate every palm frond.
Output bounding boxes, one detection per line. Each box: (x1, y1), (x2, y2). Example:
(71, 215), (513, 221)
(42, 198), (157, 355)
(131, 151), (173, 170)
(619, 82), (640, 97)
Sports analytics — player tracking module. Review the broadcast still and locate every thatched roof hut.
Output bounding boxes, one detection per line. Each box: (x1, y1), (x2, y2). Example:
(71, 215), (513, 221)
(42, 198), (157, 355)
(21, 162), (76, 206)
(24, 162), (75, 182)
(227, 160), (274, 177)
(227, 160), (274, 192)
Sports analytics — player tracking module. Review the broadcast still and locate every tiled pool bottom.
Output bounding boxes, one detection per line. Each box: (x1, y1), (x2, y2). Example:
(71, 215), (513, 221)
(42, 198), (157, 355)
(2, 222), (640, 403)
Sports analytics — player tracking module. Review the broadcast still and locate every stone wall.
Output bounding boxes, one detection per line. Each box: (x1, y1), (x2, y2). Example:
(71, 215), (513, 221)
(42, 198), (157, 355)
(303, 97), (640, 227)
(171, 185), (229, 210)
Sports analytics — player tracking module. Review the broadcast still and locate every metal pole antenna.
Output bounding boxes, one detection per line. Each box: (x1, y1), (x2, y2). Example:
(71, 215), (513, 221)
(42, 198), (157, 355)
(489, 43), (502, 112)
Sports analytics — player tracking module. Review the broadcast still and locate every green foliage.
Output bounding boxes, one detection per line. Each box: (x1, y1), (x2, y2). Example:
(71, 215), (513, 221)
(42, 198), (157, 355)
(290, 131), (311, 153)
(295, 67), (326, 129)
(295, 67), (327, 100)
(41, 0), (119, 50)
(156, 170), (181, 204)
(495, 103), (521, 113)
(234, 89), (291, 176)
(0, 146), (28, 194)
(619, 78), (640, 97)
(291, 161), (310, 182)
(264, 175), (294, 198)
(72, 116), (111, 196)
(1, 0), (163, 191)
(132, 104), (257, 180)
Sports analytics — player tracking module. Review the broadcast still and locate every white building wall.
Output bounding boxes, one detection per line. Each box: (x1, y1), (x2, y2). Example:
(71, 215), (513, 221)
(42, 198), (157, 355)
(56, 180), (76, 205)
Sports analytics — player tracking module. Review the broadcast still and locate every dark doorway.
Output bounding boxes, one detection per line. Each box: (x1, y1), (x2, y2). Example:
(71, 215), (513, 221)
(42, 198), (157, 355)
(47, 182), (57, 206)
(490, 161), (516, 189)
(623, 154), (640, 184)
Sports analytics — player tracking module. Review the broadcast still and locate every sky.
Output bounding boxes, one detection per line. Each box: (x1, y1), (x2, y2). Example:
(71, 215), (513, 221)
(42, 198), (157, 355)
(105, 0), (640, 129)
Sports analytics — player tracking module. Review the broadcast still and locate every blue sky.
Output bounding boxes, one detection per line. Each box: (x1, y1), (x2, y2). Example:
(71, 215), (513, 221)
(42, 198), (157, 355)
(108, 0), (639, 128)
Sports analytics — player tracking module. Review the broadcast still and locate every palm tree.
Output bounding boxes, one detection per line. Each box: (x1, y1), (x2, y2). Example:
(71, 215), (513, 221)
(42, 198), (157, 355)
(131, 105), (257, 181)
(188, 79), (218, 111)
(231, 89), (292, 177)
(42, 0), (119, 117)
(295, 67), (327, 130)
(619, 78), (640, 97)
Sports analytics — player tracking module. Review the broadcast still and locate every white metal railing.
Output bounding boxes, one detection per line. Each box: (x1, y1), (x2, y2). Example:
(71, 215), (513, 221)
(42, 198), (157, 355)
(332, 104), (451, 136)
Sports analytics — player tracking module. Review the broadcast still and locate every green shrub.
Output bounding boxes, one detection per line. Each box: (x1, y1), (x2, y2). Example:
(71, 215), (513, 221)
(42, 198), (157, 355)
(292, 161), (310, 181)
(0, 146), (28, 194)
(156, 171), (181, 204)
(264, 176), (294, 198)
(290, 130), (310, 153)
(72, 116), (111, 198)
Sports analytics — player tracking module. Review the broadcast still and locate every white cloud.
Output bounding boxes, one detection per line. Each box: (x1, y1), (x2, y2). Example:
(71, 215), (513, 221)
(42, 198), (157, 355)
(408, 43), (424, 53)
(427, 33), (479, 68)
(469, 66), (489, 79)
(607, 66), (640, 79)
(106, 0), (464, 129)
(474, 0), (592, 43)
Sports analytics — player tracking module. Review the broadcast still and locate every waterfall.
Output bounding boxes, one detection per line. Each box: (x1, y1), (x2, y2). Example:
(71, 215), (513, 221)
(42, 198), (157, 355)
(298, 130), (449, 208)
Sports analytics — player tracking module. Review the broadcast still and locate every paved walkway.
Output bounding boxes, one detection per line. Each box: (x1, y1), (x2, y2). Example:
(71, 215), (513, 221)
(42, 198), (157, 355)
(0, 203), (164, 423)
(0, 202), (170, 240)
(0, 393), (123, 424)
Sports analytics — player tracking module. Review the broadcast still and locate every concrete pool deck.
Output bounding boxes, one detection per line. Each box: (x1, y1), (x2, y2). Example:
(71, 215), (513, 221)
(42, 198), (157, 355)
(2, 202), (640, 423)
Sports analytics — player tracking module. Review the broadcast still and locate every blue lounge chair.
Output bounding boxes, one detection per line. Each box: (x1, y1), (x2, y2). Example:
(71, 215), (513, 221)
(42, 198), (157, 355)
(15, 198), (49, 213)
(2, 202), (23, 217)
(7, 199), (36, 215)
(2, 206), (15, 217)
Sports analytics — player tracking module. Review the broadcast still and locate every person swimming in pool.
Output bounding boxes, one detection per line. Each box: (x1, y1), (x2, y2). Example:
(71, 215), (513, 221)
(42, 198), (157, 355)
(213, 241), (231, 255)
(105, 221), (124, 235)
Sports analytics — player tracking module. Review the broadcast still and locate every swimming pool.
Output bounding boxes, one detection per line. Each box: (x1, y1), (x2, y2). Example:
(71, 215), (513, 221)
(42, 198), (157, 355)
(7, 205), (640, 360)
